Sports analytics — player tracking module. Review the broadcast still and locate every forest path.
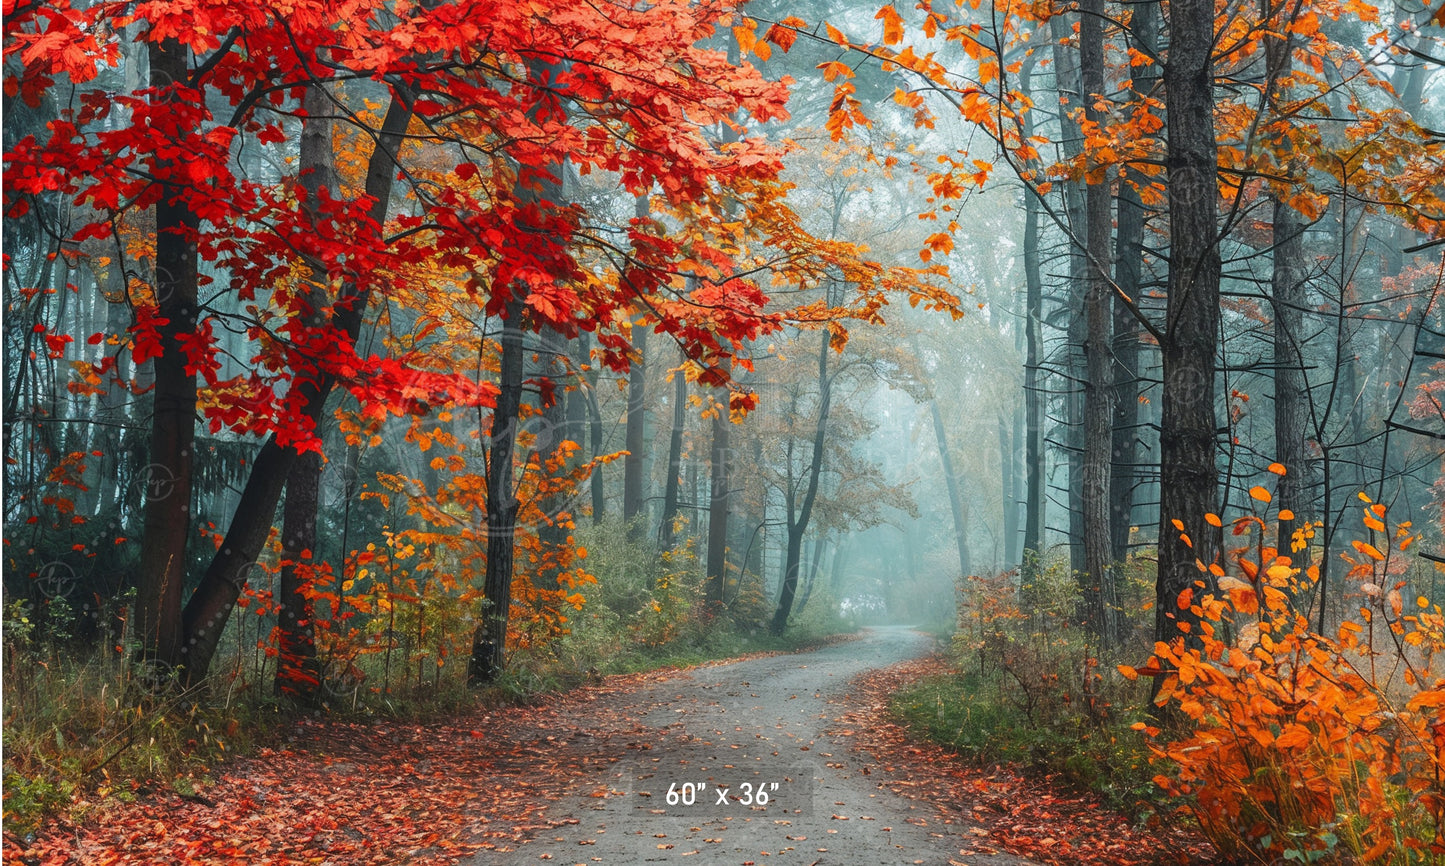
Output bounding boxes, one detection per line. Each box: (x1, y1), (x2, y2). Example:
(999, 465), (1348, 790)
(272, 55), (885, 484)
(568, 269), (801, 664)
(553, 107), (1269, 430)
(26, 629), (1210, 865)
(464, 626), (1034, 866)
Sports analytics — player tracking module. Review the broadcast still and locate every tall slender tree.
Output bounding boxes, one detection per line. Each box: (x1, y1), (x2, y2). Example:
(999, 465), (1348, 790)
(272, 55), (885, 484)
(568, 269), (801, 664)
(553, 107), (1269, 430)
(1155, 0), (1224, 658)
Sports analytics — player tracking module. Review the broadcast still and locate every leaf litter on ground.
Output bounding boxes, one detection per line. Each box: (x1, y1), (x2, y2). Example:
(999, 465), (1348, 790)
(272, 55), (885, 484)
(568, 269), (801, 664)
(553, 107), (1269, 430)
(20, 645), (1215, 865)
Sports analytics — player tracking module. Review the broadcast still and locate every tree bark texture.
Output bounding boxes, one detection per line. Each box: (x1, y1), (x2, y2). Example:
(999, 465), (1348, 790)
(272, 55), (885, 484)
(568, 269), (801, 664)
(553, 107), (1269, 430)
(1050, 15), (1089, 581)
(1110, 0), (1157, 565)
(134, 36), (200, 676)
(469, 296), (526, 685)
(1155, 0), (1223, 662)
(274, 74), (340, 701)
(1079, 0), (1120, 646)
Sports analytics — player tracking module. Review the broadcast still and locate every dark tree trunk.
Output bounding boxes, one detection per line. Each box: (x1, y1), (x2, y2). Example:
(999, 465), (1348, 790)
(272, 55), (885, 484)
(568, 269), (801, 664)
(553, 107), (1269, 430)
(134, 36), (200, 677)
(274, 73), (339, 701)
(1155, 0), (1223, 668)
(659, 347), (686, 549)
(1079, 0), (1119, 646)
(1019, 50), (1046, 590)
(276, 450), (322, 699)
(1021, 157), (1046, 592)
(795, 535), (826, 616)
(998, 414), (1016, 572)
(468, 57), (566, 684)
(623, 324), (648, 541)
(469, 296), (526, 686)
(1264, 5), (1311, 559)
(536, 326), (572, 589)
(1110, 0), (1158, 566)
(705, 379), (731, 607)
(581, 333), (606, 524)
(178, 94), (414, 688)
(1272, 198), (1309, 555)
(564, 335), (589, 467)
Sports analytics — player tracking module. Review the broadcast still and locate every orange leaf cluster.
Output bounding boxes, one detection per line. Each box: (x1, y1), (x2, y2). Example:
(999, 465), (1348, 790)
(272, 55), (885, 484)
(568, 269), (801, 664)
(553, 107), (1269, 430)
(1132, 501), (1445, 862)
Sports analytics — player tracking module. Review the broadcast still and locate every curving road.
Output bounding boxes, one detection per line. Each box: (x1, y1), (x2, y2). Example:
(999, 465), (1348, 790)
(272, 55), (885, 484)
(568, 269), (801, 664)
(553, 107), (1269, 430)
(465, 627), (1035, 866)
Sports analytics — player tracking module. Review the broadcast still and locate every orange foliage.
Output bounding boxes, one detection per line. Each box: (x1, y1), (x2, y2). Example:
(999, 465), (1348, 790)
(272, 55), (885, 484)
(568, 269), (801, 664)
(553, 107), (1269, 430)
(1125, 499), (1445, 863)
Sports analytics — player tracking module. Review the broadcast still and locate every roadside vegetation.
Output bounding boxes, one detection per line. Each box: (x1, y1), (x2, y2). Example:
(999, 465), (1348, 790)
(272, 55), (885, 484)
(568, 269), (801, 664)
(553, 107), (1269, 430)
(893, 499), (1445, 864)
(2, 517), (854, 838)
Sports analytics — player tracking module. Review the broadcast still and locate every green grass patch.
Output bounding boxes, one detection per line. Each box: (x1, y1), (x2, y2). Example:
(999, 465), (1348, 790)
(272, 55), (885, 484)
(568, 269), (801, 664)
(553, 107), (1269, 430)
(889, 670), (1159, 815)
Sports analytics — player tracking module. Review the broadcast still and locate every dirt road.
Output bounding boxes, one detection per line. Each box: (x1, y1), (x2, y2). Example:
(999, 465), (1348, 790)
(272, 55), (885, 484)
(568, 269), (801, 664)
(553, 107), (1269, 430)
(466, 627), (1034, 866)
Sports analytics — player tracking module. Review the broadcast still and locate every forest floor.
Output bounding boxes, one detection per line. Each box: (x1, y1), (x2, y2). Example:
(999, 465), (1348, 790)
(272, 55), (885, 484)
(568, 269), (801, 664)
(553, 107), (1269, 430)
(14, 627), (1217, 866)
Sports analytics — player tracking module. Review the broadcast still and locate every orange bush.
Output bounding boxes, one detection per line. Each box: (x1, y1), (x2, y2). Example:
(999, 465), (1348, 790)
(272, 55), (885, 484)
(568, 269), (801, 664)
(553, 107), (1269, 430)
(1124, 492), (1445, 863)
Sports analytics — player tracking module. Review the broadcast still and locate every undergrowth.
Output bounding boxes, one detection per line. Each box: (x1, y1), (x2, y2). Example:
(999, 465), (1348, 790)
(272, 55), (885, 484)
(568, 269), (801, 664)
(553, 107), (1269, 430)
(3, 515), (854, 838)
(889, 552), (1163, 816)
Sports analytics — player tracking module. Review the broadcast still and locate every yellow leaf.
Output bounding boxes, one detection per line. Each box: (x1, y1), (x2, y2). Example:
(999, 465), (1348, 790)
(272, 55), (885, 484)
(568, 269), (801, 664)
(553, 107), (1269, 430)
(733, 23), (757, 58)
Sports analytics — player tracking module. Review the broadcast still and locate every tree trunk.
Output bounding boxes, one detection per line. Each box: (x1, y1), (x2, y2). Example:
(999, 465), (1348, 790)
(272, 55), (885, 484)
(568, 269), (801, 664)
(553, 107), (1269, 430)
(1110, 0), (1157, 566)
(1023, 54), (1046, 595)
(1155, 0), (1222, 667)
(705, 380), (731, 607)
(274, 71), (340, 701)
(134, 36), (200, 678)
(1050, 15), (1089, 581)
(276, 450), (322, 698)
(998, 414), (1016, 572)
(623, 323), (648, 541)
(1272, 198), (1309, 555)
(1079, 0), (1119, 646)
(659, 347), (686, 549)
(795, 535), (826, 616)
(536, 326), (572, 589)
(469, 296), (526, 685)
(933, 401), (971, 581)
(771, 331), (834, 635)
(1264, 4), (1311, 559)
(177, 94), (414, 687)
(581, 333), (606, 524)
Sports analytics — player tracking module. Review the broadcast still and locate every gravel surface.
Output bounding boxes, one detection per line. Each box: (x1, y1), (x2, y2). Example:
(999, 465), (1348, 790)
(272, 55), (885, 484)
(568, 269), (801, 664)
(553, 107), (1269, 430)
(465, 626), (1036, 866)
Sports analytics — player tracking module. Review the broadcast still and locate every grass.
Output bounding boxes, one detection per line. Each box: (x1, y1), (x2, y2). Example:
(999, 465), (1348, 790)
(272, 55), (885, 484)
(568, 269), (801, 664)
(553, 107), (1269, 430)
(1, 641), (271, 838)
(888, 669), (1160, 816)
(2, 597), (856, 838)
(884, 555), (1171, 819)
